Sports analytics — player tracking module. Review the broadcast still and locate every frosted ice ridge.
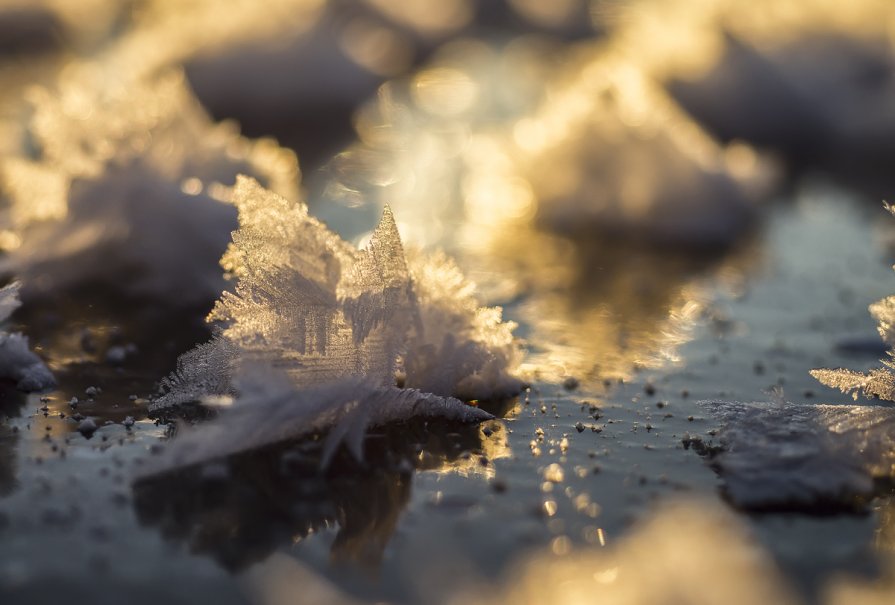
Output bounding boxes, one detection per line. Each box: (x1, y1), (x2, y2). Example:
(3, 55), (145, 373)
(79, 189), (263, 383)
(0, 282), (54, 391)
(698, 400), (895, 511)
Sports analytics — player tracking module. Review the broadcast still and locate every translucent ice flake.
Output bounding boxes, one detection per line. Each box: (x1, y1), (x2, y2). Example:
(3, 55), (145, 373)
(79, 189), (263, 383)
(153, 176), (521, 416)
(699, 400), (895, 511)
(0, 282), (54, 391)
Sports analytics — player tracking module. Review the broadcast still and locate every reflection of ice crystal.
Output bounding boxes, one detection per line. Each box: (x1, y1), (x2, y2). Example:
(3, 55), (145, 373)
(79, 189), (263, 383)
(0, 282), (54, 391)
(153, 177), (521, 452)
(812, 205), (895, 401)
(700, 400), (895, 510)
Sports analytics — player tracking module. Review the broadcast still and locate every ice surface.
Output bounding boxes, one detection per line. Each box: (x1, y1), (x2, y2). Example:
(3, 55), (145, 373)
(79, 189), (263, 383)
(0, 282), (54, 391)
(699, 400), (895, 510)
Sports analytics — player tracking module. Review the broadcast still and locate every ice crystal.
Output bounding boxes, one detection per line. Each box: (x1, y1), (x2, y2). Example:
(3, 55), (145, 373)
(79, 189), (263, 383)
(699, 400), (895, 510)
(0, 70), (298, 303)
(812, 205), (895, 401)
(152, 177), (521, 457)
(404, 250), (523, 400)
(0, 282), (54, 391)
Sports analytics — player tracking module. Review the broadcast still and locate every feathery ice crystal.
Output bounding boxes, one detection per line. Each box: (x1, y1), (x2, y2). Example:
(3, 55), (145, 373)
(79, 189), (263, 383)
(156, 176), (521, 411)
(0, 282), (54, 391)
(145, 177), (520, 471)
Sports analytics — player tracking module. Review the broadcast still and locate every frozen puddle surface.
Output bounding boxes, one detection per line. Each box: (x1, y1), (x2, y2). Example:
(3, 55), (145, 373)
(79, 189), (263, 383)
(2, 188), (895, 603)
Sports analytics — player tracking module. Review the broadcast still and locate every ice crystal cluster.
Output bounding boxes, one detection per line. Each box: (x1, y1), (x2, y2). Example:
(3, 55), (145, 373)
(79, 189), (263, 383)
(699, 400), (895, 510)
(0, 282), (54, 391)
(0, 70), (298, 304)
(145, 177), (521, 472)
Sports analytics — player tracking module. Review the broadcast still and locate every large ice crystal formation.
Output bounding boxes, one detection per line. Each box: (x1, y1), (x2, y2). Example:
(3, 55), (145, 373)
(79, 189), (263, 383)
(147, 177), (520, 469)
(699, 400), (895, 510)
(0, 282), (54, 391)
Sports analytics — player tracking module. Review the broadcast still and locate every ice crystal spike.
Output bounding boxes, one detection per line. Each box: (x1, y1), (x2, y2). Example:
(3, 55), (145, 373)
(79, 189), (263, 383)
(0, 282), (54, 391)
(153, 176), (521, 418)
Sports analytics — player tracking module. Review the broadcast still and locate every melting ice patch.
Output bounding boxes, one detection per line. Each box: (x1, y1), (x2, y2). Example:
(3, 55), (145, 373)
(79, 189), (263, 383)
(699, 400), (895, 511)
(0, 282), (54, 391)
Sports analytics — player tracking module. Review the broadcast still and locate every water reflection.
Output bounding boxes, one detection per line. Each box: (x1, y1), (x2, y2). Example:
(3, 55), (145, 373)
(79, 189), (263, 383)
(133, 415), (509, 572)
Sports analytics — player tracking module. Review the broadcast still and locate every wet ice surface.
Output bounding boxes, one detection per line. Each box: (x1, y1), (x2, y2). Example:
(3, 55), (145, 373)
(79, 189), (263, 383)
(699, 400), (895, 512)
(0, 184), (894, 603)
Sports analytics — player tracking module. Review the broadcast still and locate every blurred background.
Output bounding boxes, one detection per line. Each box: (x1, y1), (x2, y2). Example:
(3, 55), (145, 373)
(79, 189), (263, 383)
(2, 1), (895, 604)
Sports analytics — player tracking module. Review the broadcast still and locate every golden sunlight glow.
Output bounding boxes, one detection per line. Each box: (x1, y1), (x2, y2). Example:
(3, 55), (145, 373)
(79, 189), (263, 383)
(412, 67), (480, 117)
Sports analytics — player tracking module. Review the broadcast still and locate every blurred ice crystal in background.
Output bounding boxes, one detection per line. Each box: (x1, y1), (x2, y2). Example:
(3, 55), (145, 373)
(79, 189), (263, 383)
(1, 1), (895, 604)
